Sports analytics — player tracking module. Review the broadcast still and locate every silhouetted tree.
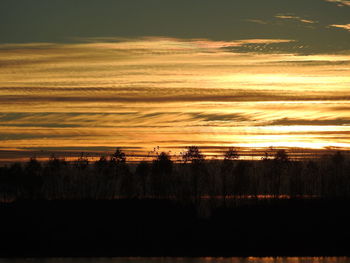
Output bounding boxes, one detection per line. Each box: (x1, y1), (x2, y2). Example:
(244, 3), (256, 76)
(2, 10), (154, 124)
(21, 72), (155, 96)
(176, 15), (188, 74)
(221, 148), (239, 205)
(289, 162), (303, 199)
(6, 163), (23, 199)
(94, 156), (108, 172)
(92, 156), (110, 199)
(112, 149), (133, 198)
(274, 149), (289, 162)
(182, 146), (205, 205)
(182, 146), (204, 164)
(233, 161), (250, 197)
(329, 151), (346, 197)
(0, 147), (349, 202)
(74, 152), (89, 170)
(151, 152), (173, 197)
(224, 148), (239, 161)
(271, 149), (289, 197)
(25, 157), (42, 176)
(305, 160), (319, 196)
(23, 157), (43, 199)
(136, 161), (150, 197)
(152, 152), (173, 175)
(332, 151), (345, 165)
(112, 148), (126, 164)
(43, 155), (68, 199)
(0, 163), (22, 201)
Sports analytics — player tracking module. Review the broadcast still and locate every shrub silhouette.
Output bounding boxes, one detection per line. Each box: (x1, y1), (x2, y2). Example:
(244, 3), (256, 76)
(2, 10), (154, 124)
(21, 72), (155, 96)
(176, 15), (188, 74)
(224, 148), (239, 161)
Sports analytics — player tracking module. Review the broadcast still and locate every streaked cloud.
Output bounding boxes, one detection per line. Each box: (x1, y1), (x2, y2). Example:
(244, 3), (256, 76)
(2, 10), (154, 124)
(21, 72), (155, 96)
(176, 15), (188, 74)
(275, 14), (317, 24)
(324, 0), (350, 7)
(269, 118), (350, 126)
(329, 24), (350, 31)
(244, 19), (268, 25)
(0, 37), (349, 160)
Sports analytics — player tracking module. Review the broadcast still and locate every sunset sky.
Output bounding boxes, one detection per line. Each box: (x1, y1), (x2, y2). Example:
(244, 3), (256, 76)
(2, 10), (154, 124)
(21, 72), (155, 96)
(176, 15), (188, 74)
(1, 0), (350, 161)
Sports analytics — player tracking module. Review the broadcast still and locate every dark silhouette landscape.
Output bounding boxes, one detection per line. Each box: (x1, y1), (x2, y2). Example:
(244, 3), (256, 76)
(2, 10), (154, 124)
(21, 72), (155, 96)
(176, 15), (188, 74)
(1, 147), (350, 257)
(2, 0), (350, 260)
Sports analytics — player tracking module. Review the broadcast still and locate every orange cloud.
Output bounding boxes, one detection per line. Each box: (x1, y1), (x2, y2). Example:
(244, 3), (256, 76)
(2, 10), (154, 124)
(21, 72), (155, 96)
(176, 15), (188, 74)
(329, 23), (350, 31)
(324, 0), (350, 7)
(275, 15), (317, 24)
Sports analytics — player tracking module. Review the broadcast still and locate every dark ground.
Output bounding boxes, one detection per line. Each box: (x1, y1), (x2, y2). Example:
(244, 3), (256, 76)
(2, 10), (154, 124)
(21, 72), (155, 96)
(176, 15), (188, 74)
(1, 199), (350, 257)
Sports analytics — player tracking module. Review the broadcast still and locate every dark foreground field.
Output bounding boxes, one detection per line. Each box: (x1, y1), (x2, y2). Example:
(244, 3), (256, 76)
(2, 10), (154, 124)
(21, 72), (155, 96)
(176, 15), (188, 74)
(1, 198), (350, 257)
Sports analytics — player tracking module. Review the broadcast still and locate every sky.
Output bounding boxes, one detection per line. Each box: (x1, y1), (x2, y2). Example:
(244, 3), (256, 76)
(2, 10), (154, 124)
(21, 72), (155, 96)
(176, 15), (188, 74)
(0, 0), (350, 161)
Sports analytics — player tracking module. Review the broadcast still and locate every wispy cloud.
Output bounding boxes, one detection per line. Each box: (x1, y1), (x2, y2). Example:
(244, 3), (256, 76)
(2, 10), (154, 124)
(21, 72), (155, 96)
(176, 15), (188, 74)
(244, 19), (268, 25)
(329, 23), (350, 31)
(324, 0), (350, 7)
(275, 14), (317, 24)
(0, 37), (350, 157)
(66, 36), (294, 51)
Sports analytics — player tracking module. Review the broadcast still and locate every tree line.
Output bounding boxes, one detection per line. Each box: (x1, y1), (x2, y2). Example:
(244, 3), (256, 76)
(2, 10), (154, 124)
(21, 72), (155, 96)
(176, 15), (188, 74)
(0, 147), (349, 204)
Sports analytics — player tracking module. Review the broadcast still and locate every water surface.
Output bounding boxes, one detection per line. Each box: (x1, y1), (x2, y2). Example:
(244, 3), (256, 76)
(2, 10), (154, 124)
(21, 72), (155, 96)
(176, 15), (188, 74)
(1, 258), (349, 263)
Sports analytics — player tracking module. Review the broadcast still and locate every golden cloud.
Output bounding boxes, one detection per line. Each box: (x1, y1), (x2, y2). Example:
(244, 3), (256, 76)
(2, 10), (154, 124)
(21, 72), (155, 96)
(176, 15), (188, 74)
(324, 0), (350, 6)
(275, 14), (317, 24)
(329, 23), (350, 31)
(0, 37), (350, 159)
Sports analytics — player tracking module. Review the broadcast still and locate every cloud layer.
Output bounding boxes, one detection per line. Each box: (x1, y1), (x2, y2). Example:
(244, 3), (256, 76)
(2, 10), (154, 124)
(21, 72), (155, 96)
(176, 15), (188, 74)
(0, 37), (350, 160)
